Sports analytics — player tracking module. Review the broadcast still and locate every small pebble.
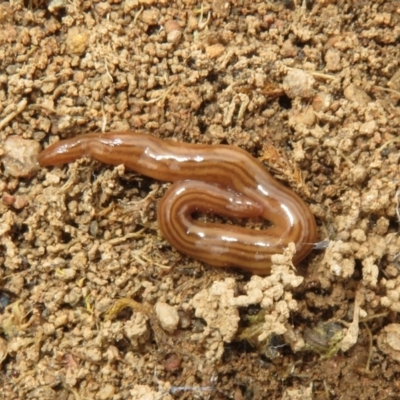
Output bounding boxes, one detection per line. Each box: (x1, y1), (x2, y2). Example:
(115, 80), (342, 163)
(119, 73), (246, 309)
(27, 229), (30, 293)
(165, 20), (182, 44)
(377, 324), (400, 362)
(343, 84), (371, 106)
(141, 9), (160, 25)
(206, 43), (225, 59)
(97, 383), (115, 400)
(155, 302), (180, 333)
(283, 69), (315, 99)
(1, 136), (41, 178)
(66, 27), (89, 55)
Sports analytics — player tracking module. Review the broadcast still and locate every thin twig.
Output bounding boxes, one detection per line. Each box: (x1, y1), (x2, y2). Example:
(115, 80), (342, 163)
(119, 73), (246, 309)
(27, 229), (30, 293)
(373, 85), (400, 98)
(363, 322), (373, 372)
(0, 98), (28, 130)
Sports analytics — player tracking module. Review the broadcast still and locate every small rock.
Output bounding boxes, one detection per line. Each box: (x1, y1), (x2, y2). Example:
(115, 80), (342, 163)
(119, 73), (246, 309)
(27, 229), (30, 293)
(280, 39), (298, 58)
(206, 43), (225, 59)
(312, 92), (333, 112)
(377, 324), (400, 362)
(41, 79), (57, 94)
(212, 0), (231, 17)
(289, 106), (316, 127)
(282, 69), (315, 99)
(47, 0), (67, 13)
(343, 84), (371, 106)
(70, 251), (88, 270)
(350, 165), (368, 184)
(66, 27), (89, 55)
(324, 48), (341, 72)
(359, 120), (376, 135)
(374, 12), (391, 25)
(2, 192), (15, 206)
(164, 353), (181, 372)
(1, 193), (28, 209)
(165, 20), (182, 44)
(97, 383), (115, 400)
(94, 2), (111, 17)
(1, 136), (41, 178)
(141, 8), (160, 25)
(154, 302), (179, 333)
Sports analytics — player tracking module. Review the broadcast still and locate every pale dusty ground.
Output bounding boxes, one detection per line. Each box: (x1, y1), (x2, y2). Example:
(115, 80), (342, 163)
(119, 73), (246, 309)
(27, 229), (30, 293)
(1, 0), (400, 399)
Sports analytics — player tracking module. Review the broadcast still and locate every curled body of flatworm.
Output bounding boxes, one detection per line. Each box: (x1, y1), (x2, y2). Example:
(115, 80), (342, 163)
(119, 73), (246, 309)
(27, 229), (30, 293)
(38, 131), (318, 275)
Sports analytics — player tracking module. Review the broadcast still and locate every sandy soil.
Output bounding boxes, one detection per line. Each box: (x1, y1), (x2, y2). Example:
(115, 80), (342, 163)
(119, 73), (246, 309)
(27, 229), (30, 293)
(1, 0), (400, 399)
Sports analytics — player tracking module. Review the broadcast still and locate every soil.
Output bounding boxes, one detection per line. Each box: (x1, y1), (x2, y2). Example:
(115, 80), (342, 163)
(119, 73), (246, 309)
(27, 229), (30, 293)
(1, 0), (400, 399)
